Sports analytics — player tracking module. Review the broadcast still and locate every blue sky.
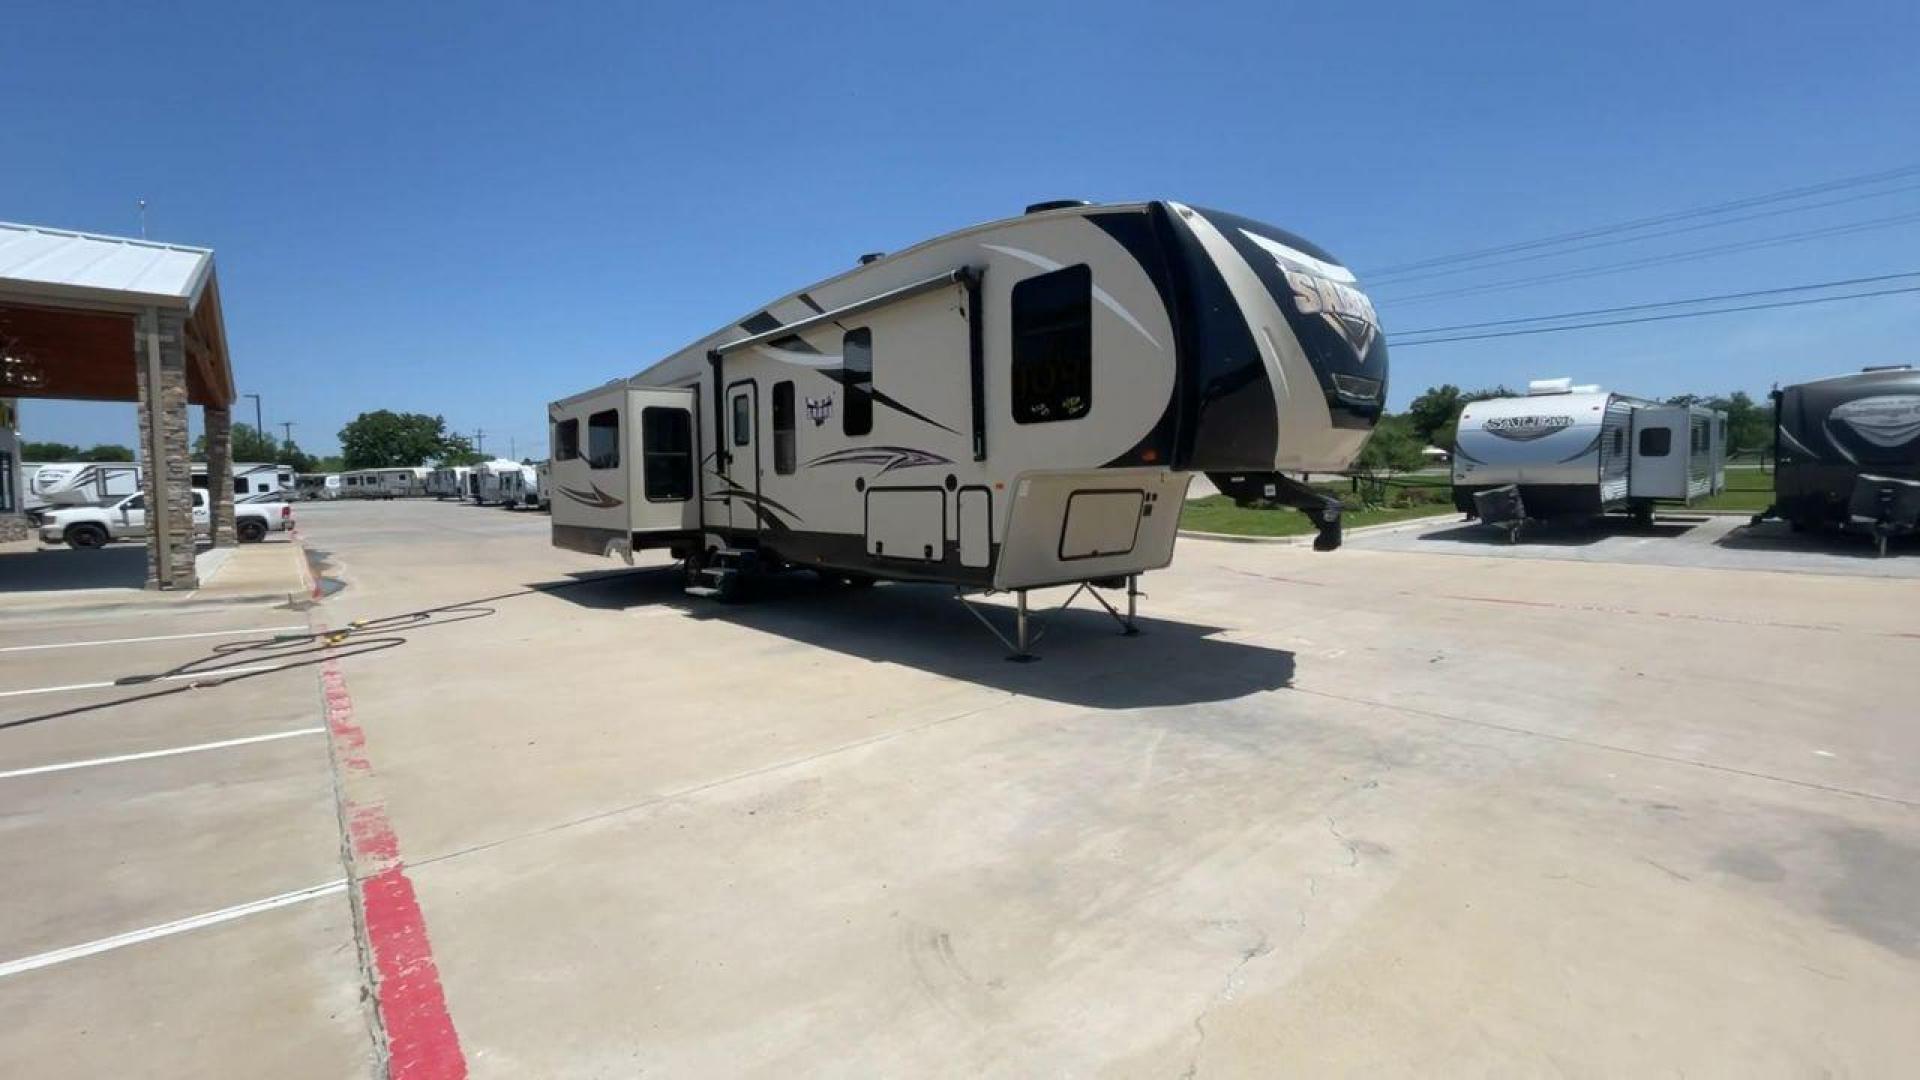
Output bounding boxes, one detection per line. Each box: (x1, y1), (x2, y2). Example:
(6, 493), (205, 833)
(6, 1), (1918, 456)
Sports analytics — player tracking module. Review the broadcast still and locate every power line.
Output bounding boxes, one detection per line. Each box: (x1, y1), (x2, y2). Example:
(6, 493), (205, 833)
(1390, 283), (1920, 348)
(1364, 162), (1920, 277)
(1365, 181), (1920, 286)
(1391, 270), (1920, 337)
(1374, 209), (1920, 306)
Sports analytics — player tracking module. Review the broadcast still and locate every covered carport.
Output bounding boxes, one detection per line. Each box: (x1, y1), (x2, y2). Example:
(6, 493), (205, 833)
(0, 221), (238, 589)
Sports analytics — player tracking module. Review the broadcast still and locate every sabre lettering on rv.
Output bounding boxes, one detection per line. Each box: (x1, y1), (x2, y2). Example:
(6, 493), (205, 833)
(1829, 394), (1920, 448)
(1236, 229), (1381, 358)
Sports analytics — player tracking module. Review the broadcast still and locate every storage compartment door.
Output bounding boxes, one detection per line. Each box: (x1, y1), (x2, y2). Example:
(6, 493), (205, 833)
(958, 488), (992, 568)
(867, 488), (944, 561)
(1059, 489), (1145, 560)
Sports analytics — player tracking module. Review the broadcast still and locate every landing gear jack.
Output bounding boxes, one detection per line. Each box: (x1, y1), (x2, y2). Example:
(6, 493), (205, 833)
(955, 574), (1142, 662)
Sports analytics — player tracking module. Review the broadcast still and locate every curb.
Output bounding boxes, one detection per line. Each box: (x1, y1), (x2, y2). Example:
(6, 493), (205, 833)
(1180, 511), (1457, 545)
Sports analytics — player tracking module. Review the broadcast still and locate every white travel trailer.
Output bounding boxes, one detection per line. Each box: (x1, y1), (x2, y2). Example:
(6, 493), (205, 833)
(296, 473), (342, 500)
(351, 467), (429, 499)
(1452, 379), (1726, 526)
(496, 463), (541, 509)
(549, 199), (1387, 652)
(535, 461), (551, 511)
(427, 466), (472, 499)
(471, 458), (525, 505)
(207, 462), (292, 502)
(32, 461), (142, 506)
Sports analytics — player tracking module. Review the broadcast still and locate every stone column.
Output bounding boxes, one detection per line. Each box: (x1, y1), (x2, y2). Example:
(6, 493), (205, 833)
(135, 308), (198, 589)
(204, 403), (237, 546)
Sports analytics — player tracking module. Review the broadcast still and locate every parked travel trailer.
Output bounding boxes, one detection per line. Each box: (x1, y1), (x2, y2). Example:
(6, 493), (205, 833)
(1452, 379), (1726, 528)
(208, 462), (292, 502)
(471, 459), (524, 505)
(346, 467), (429, 499)
(1763, 365), (1920, 538)
(549, 199), (1386, 650)
(296, 473), (342, 500)
(497, 463), (541, 509)
(32, 461), (142, 507)
(427, 466), (472, 499)
(535, 461), (551, 510)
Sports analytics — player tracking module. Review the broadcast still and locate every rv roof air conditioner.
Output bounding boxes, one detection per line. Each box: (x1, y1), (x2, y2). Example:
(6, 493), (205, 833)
(1527, 378), (1574, 395)
(1863, 364), (1913, 372)
(1025, 199), (1091, 214)
(858, 252), (885, 265)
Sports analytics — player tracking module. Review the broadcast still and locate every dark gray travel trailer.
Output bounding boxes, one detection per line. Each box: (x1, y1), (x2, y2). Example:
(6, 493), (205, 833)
(1765, 366), (1920, 542)
(550, 199), (1387, 653)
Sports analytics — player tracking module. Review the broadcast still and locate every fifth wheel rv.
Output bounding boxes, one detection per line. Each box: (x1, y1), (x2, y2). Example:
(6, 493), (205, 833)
(550, 199), (1387, 653)
(1453, 379), (1725, 529)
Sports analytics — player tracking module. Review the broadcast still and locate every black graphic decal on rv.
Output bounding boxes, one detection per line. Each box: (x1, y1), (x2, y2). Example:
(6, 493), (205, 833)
(806, 394), (833, 426)
(560, 484), (623, 509)
(704, 473), (804, 527)
(1482, 415), (1575, 441)
(805, 446), (953, 475)
(1829, 394), (1920, 449)
(1556, 433), (1602, 463)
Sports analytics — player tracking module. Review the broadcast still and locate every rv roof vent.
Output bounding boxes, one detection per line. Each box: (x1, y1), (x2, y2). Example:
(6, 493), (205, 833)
(1527, 377), (1574, 396)
(1025, 199), (1091, 214)
(1862, 364), (1912, 372)
(858, 251), (885, 265)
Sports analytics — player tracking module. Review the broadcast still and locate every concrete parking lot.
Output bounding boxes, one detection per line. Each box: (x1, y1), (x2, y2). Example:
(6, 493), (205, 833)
(3, 498), (1917, 1077)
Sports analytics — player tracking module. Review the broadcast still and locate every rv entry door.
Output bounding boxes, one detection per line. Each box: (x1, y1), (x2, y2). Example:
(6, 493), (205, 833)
(1629, 407), (1688, 500)
(726, 382), (761, 534)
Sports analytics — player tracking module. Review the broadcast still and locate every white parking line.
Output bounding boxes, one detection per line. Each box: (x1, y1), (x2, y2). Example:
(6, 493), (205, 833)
(0, 727), (327, 780)
(0, 665), (286, 700)
(0, 880), (347, 979)
(0, 625), (309, 654)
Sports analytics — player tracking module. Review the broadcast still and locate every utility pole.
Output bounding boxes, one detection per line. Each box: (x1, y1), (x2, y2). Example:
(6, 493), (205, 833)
(474, 428), (486, 455)
(137, 198), (149, 239)
(509, 435), (516, 460)
(243, 393), (262, 438)
(279, 421), (295, 448)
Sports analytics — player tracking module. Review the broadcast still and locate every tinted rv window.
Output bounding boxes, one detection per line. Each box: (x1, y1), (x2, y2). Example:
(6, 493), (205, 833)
(642, 407), (693, 501)
(1011, 264), (1092, 424)
(1612, 429), (1625, 457)
(233, 478), (248, 495)
(1639, 428), (1671, 457)
(588, 409), (620, 469)
(554, 418), (579, 461)
(732, 394), (751, 447)
(773, 380), (796, 475)
(843, 328), (873, 437)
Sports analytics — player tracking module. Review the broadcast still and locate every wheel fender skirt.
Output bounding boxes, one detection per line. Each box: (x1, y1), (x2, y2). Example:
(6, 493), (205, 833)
(1205, 471), (1344, 551)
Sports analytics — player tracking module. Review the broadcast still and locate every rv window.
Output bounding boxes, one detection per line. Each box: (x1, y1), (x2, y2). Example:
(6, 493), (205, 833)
(555, 418), (580, 461)
(1011, 263), (1092, 425)
(642, 407), (693, 501)
(234, 478), (248, 495)
(843, 328), (873, 437)
(1639, 428), (1671, 457)
(588, 409), (620, 469)
(732, 393), (751, 447)
(1612, 429), (1625, 457)
(773, 380), (796, 475)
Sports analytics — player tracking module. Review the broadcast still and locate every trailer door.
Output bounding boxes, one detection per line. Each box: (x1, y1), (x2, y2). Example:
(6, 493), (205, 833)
(725, 382), (760, 534)
(1629, 407), (1688, 500)
(628, 387), (700, 535)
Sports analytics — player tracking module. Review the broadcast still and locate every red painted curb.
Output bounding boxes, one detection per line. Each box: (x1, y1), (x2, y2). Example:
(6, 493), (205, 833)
(322, 658), (468, 1079)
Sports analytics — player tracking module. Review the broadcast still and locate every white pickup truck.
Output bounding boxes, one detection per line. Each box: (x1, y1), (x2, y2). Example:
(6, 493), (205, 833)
(38, 489), (294, 549)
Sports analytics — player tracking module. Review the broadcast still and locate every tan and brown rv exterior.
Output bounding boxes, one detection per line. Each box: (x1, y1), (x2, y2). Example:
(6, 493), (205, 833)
(549, 199), (1387, 616)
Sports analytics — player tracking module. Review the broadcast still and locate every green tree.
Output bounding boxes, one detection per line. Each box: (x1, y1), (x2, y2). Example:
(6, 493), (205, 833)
(21, 440), (82, 460)
(193, 423), (282, 463)
(435, 433), (484, 467)
(337, 411), (464, 469)
(81, 443), (136, 461)
(1722, 391), (1769, 455)
(1349, 414), (1426, 503)
(1405, 384), (1464, 447)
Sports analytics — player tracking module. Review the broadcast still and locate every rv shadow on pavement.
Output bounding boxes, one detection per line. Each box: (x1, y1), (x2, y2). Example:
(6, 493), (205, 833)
(542, 567), (1297, 710)
(1416, 517), (1704, 547)
(1715, 520), (1916, 559)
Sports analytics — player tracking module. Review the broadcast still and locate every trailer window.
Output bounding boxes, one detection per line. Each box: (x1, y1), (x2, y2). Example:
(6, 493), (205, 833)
(843, 328), (873, 437)
(773, 380), (796, 475)
(233, 478), (248, 495)
(1612, 429), (1625, 457)
(1639, 428), (1671, 457)
(588, 409), (621, 469)
(642, 407), (693, 501)
(1011, 264), (1092, 425)
(554, 418), (579, 461)
(732, 394), (751, 447)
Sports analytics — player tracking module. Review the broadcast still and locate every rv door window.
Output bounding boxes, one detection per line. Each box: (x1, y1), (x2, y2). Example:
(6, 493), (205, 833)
(1011, 263), (1092, 425)
(588, 409), (620, 469)
(554, 418), (579, 461)
(732, 393), (751, 447)
(1639, 428), (1671, 457)
(642, 407), (693, 501)
(772, 380), (796, 475)
(843, 328), (873, 437)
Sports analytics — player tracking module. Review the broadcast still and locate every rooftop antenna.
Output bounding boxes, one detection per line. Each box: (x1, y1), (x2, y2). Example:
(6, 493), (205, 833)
(137, 198), (148, 239)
